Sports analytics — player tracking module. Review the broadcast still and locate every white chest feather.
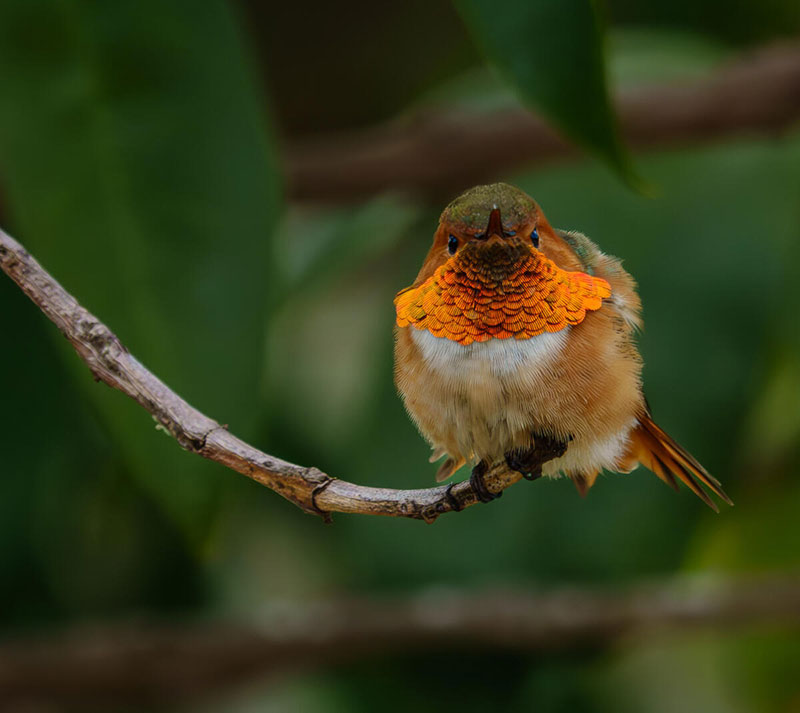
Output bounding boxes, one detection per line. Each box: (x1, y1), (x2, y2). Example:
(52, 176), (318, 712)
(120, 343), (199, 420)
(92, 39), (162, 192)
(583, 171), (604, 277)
(407, 327), (569, 463)
(410, 327), (568, 383)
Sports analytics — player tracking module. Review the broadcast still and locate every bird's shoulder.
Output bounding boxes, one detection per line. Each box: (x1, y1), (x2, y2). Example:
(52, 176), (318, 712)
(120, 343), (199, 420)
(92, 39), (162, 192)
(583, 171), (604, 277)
(556, 229), (642, 331)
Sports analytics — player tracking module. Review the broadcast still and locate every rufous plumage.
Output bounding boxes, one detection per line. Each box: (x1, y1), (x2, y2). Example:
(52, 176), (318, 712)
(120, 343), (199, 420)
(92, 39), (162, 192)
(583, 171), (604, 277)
(394, 183), (731, 509)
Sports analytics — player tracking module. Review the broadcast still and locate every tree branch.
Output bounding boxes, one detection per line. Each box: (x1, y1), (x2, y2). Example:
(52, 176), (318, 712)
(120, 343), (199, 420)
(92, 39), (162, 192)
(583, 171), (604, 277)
(0, 227), (533, 521)
(0, 573), (798, 708)
(285, 42), (800, 202)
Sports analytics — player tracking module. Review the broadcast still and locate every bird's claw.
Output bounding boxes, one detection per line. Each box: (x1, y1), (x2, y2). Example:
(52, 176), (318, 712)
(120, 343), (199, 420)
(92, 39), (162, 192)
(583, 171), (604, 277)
(505, 434), (569, 480)
(469, 461), (502, 503)
(444, 483), (463, 512)
(505, 450), (544, 481)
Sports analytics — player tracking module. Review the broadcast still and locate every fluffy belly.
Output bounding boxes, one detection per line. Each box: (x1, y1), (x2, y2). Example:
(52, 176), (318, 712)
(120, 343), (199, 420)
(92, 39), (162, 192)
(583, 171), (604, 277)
(407, 327), (634, 476)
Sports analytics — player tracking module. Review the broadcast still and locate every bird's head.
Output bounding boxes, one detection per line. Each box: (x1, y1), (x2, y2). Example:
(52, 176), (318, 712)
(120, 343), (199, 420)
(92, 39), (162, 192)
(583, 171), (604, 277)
(396, 183), (611, 345)
(414, 183), (586, 286)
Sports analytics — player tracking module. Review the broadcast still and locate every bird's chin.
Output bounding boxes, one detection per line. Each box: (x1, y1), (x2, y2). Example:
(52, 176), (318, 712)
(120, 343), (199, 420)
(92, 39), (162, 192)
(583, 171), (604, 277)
(459, 238), (531, 278)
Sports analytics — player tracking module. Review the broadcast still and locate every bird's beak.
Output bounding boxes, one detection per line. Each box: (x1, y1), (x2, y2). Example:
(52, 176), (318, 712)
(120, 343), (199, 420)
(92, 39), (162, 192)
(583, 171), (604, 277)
(485, 207), (503, 239)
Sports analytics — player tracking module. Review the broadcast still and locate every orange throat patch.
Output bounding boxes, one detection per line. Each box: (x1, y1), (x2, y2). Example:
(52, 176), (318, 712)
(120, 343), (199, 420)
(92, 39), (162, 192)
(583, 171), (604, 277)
(395, 242), (611, 345)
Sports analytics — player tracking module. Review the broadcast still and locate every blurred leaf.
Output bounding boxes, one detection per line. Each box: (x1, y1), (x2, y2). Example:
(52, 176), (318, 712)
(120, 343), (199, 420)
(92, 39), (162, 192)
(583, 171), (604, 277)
(455, 0), (642, 188)
(0, 0), (281, 540)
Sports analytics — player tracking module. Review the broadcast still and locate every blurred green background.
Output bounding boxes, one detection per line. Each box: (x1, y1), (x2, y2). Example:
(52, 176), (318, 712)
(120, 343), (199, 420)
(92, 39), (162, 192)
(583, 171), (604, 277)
(1, 0), (799, 711)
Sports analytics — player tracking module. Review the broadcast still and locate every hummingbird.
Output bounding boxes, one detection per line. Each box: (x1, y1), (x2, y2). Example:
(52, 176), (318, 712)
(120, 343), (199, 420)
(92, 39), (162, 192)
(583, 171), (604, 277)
(394, 183), (732, 510)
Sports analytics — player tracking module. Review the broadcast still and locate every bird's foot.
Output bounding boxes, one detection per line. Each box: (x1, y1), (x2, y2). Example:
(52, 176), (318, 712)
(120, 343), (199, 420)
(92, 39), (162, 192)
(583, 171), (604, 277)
(505, 434), (569, 481)
(469, 460), (502, 503)
(444, 483), (463, 512)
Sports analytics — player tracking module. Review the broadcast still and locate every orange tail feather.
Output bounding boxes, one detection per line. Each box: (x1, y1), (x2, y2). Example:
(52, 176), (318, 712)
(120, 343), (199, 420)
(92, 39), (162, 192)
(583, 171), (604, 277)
(626, 413), (733, 511)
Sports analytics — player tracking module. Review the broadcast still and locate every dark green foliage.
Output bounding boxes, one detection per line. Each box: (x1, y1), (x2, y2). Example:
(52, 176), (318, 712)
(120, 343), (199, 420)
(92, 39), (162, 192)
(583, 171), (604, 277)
(0, 2), (798, 711)
(456, 0), (640, 186)
(0, 0), (282, 538)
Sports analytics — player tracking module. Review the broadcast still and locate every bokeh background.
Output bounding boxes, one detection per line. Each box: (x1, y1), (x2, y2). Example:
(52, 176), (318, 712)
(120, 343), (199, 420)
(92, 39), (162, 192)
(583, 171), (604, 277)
(1, 1), (800, 711)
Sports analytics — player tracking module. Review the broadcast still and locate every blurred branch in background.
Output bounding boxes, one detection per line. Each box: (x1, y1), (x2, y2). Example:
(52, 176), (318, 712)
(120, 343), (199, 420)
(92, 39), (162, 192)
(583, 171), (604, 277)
(0, 228), (536, 521)
(286, 42), (800, 203)
(1, 573), (798, 710)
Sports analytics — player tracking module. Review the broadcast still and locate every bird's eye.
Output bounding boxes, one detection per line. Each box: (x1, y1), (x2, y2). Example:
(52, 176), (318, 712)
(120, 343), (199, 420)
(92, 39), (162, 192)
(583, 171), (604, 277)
(531, 228), (540, 248)
(448, 235), (458, 254)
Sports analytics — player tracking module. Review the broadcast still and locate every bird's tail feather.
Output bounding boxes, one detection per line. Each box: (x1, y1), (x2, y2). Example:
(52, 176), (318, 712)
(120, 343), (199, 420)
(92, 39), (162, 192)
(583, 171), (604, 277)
(435, 456), (465, 482)
(625, 413), (733, 511)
